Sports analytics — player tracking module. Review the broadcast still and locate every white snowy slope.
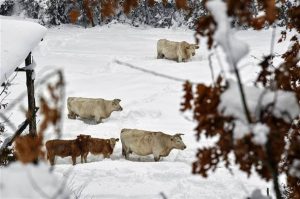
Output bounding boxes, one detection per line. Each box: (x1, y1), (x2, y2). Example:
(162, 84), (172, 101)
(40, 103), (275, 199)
(2, 23), (296, 198)
(0, 16), (47, 84)
(1, 162), (70, 198)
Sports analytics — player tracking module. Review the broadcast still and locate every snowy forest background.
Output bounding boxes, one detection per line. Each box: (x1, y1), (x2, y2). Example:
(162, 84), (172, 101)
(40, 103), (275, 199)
(0, 0), (295, 28)
(1, 0), (300, 199)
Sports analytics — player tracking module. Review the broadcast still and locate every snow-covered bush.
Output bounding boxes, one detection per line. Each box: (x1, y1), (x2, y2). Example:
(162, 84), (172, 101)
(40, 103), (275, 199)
(18, 0), (69, 25)
(15, 0), (208, 27)
(1, 162), (70, 198)
(42, 0), (69, 25)
(19, 0), (43, 19)
(0, 0), (14, 15)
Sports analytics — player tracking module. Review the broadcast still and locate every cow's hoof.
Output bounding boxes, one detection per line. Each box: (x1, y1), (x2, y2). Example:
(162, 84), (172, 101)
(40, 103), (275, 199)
(68, 114), (76, 119)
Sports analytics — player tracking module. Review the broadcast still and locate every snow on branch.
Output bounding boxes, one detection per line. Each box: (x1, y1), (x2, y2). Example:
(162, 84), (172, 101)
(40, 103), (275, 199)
(206, 0), (249, 71)
(219, 80), (300, 123)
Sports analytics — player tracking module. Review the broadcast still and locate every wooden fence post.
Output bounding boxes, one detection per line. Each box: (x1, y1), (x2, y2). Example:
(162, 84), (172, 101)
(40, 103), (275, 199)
(25, 52), (37, 136)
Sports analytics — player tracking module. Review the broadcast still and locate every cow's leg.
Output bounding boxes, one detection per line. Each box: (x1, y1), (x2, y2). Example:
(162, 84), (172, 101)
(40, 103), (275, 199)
(124, 149), (130, 160)
(153, 150), (161, 162)
(154, 156), (160, 162)
(122, 145), (130, 160)
(157, 52), (164, 59)
(122, 147), (126, 156)
(68, 111), (76, 119)
(95, 116), (102, 124)
(49, 155), (55, 166)
(72, 156), (77, 165)
(177, 56), (183, 63)
(84, 153), (88, 163)
(80, 155), (84, 163)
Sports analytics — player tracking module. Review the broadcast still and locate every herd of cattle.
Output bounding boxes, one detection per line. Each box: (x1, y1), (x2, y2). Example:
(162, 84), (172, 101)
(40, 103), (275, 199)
(45, 39), (198, 165)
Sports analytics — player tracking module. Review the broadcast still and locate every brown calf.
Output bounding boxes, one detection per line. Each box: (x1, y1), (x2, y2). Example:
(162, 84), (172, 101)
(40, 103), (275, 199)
(83, 138), (119, 162)
(45, 134), (91, 166)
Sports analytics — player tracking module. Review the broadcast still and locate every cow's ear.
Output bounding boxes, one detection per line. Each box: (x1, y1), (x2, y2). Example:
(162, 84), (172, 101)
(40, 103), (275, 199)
(114, 99), (121, 102)
(195, 45), (199, 49)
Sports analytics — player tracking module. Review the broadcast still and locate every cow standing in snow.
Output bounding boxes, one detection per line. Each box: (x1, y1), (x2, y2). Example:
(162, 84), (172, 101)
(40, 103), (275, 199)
(157, 39), (199, 62)
(120, 128), (186, 161)
(45, 134), (91, 166)
(67, 97), (123, 123)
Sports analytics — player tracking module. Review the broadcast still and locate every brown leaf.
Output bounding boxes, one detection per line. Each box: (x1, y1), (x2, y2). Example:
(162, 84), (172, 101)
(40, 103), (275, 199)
(123, 0), (138, 14)
(175, 0), (189, 10)
(69, 9), (80, 24)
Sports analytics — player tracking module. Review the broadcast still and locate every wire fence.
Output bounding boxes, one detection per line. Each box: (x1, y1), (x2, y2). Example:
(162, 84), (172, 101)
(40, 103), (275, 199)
(113, 59), (200, 85)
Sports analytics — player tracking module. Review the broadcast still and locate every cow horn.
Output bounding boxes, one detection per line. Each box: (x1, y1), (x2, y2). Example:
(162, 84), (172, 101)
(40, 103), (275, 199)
(175, 133), (184, 136)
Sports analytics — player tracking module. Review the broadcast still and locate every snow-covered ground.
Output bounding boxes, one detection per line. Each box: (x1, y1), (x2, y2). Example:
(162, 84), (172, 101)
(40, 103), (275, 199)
(3, 24), (293, 198)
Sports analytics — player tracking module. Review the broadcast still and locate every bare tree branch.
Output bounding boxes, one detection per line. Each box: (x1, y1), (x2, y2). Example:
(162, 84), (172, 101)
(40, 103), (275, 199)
(208, 53), (215, 85)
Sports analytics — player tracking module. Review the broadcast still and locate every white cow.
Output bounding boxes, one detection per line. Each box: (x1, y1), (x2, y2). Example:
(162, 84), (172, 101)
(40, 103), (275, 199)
(157, 39), (199, 62)
(67, 97), (122, 123)
(120, 128), (186, 161)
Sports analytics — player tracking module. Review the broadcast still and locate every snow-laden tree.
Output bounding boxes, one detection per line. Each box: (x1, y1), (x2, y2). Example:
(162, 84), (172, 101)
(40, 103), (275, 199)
(0, 0), (14, 15)
(181, 0), (300, 198)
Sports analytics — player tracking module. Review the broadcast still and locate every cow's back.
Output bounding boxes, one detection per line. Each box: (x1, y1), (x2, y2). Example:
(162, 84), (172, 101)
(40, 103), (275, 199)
(46, 139), (79, 158)
(121, 129), (157, 156)
(68, 97), (105, 118)
(158, 39), (180, 60)
(88, 138), (107, 154)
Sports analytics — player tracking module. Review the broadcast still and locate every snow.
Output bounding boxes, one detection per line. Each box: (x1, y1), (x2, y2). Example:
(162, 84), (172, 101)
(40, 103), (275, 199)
(252, 123), (270, 145)
(250, 189), (271, 199)
(289, 159), (300, 178)
(2, 23), (296, 198)
(232, 120), (250, 140)
(0, 16), (46, 84)
(206, 0), (249, 70)
(0, 162), (70, 198)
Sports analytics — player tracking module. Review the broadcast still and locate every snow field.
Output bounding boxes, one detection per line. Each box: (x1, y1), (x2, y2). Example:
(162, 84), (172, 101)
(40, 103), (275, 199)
(4, 23), (295, 198)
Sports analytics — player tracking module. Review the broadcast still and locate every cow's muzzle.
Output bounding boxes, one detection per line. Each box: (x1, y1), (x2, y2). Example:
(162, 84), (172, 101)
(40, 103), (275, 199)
(192, 53), (195, 56)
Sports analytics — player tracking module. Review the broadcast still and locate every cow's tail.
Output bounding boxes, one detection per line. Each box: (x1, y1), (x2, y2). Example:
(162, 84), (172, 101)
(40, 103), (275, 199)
(121, 129), (127, 134)
(67, 97), (75, 112)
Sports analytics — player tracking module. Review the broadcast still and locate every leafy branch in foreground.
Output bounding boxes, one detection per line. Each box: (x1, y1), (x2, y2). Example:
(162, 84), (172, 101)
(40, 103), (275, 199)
(181, 1), (300, 198)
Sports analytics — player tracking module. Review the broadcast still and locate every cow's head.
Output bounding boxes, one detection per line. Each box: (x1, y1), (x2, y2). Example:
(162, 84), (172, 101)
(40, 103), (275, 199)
(184, 42), (199, 57)
(77, 134), (91, 140)
(109, 138), (119, 149)
(76, 134), (91, 149)
(112, 99), (123, 111)
(190, 44), (199, 56)
(170, 134), (186, 150)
